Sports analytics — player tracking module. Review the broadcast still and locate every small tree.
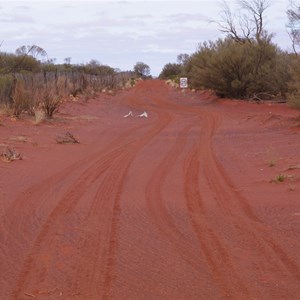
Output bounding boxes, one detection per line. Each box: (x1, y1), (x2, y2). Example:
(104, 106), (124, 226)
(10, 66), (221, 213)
(133, 62), (151, 78)
(287, 1), (300, 54)
(286, 58), (300, 109)
(186, 37), (289, 99)
(159, 63), (182, 80)
(15, 45), (47, 60)
(285, 2), (300, 108)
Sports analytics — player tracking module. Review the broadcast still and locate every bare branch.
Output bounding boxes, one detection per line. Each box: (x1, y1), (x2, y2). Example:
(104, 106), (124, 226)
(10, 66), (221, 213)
(215, 0), (271, 43)
(216, 1), (246, 42)
(238, 0), (270, 42)
(286, 1), (300, 54)
(239, 12), (254, 40)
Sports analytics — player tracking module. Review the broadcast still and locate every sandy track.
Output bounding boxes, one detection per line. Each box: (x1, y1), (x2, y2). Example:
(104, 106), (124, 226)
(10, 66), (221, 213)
(1, 80), (300, 299)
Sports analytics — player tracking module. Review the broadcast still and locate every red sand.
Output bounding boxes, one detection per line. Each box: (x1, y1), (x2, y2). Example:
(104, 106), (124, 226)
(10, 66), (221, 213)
(1, 80), (300, 299)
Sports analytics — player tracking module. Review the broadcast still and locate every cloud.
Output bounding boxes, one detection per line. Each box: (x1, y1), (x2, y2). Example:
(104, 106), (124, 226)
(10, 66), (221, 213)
(125, 14), (153, 20)
(166, 13), (208, 23)
(16, 5), (31, 10)
(0, 13), (35, 24)
(0, 0), (292, 76)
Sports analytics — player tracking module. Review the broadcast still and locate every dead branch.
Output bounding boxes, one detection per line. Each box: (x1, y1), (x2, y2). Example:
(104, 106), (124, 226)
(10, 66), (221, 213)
(56, 132), (79, 144)
(24, 292), (36, 298)
(287, 165), (300, 171)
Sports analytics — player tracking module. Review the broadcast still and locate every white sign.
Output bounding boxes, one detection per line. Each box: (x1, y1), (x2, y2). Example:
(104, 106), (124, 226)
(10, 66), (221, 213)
(180, 77), (188, 88)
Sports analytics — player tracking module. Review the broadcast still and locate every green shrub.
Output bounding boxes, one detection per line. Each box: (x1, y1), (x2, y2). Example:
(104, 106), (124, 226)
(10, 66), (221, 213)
(286, 55), (300, 109)
(159, 63), (182, 80)
(287, 93), (300, 109)
(275, 174), (285, 183)
(185, 37), (289, 99)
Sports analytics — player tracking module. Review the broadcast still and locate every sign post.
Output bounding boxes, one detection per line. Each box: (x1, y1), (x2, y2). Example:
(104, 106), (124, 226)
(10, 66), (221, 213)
(180, 77), (188, 96)
(180, 77), (188, 89)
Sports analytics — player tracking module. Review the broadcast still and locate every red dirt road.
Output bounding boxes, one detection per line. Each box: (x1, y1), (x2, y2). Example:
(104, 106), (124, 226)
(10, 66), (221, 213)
(1, 80), (300, 299)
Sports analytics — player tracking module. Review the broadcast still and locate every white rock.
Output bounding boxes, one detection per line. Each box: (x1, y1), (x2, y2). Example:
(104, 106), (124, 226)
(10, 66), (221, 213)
(138, 111), (148, 118)
(124, 111), (133, 118)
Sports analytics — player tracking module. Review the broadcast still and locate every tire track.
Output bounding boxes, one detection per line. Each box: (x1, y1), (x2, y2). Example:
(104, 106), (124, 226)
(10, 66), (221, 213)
(184, 146), (250, 299)
(202, 112), (300, 281)
(3, 122), (150, 241)
(12, 106), (172, 299)
(2, 123), (150, 299)
(12, 144), (130, 299)
(145, 124), (204, 271)
(5, 80), (300, 299)
(184, 110), (300, 298)
(129, 86), (300, 297)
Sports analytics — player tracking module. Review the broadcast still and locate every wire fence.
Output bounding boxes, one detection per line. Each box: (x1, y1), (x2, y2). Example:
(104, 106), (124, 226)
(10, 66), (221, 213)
(0, 70), (135, 117)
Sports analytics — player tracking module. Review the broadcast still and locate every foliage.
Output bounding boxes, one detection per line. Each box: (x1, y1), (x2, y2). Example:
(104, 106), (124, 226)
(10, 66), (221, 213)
(83, 59), (115, 76)
(185, 37), (289, 99)
(0, 42), (136, 117)
(0, 52), (41, 74)
(0, 69), (135, 118)
(159, 63), (182, 80)
(15, 44), (47, 60)
(161, 0), (296, 103)
(0, 74), (14, 105)
(286, 54), (300, 109)
(133, 62), (151, 78)
(159, 54), (190, 80)
(274, 174), (286, 183)
(177, 53), (190, 65)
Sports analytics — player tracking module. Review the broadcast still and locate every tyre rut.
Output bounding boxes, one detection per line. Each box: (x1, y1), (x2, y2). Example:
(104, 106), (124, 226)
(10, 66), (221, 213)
(183, 110), (300, 298)
(12, 106), (172, 299)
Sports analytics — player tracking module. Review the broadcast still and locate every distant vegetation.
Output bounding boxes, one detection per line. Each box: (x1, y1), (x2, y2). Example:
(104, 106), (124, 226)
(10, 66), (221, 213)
(133, 62), (151, 79)
(159, 0), (300, 109)
(0, 45), (138, 118)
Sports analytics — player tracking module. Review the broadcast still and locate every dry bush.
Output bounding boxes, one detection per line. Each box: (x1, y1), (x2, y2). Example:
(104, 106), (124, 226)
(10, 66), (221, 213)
(0, 104), (12, 116)
(11, 80), (32, 117)
(1, 147), (22, 162)
(40, 85), (61, 118)
(1, 70), (134, 120)
(286, 55), (300, 110)
(0, 75), (14, 107)
(165, 79), (179, 88)
(10, 73), (70, 119)
(287, 93), (300, 109)
(33, 107), (46, 124)
(38, 77), (68, 118)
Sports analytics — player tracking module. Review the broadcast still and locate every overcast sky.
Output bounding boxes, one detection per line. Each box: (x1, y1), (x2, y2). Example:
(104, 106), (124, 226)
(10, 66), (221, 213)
(0, 0), (291, 76)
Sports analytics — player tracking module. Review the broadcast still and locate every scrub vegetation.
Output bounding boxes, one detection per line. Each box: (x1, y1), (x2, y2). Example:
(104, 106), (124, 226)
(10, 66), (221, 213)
(0, 45), (138, 119)
(160, 0), (300, 109)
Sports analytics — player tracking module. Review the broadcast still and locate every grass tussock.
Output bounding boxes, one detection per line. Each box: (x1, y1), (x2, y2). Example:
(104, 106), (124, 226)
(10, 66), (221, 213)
(1, 147), (22, 162)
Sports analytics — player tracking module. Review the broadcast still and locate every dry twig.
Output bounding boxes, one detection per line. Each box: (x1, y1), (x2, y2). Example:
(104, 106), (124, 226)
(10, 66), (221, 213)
(56, 132), (79, 144)
(24, 292), (36, 298)
(1, 147), (22, 162)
